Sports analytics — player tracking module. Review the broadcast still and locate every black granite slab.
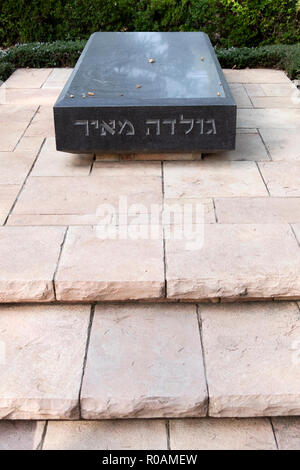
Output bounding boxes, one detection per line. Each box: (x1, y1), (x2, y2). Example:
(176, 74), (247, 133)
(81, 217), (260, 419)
(54, 32), (236, 153)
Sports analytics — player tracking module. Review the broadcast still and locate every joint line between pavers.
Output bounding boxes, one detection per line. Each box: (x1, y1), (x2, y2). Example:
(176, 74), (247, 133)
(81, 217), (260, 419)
(13, 104), (41, 152)
(257, 128), (272, 161)
(165, 420), (171, 450)
(89, 152), (97, 175)
(256, 161), (271, 197)
(212, 198), (219, 223)
(78, 304), (95, 419)
(36, 421), (48, 450)
(52, 226), (69, 300)
(161, 161), (167, 298)
(290, 223), (300, 248)
(242, 83), (255, 110)
(269, 418), (279, 450)
(40, 69), (54, 88)
(196, 304), (210, 417)
(4, 136), (47, 226)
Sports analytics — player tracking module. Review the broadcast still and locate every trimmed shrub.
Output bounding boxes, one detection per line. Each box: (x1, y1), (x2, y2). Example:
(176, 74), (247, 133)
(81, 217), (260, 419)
(1, 40), (299, 83)
(0, 0), (299, 48)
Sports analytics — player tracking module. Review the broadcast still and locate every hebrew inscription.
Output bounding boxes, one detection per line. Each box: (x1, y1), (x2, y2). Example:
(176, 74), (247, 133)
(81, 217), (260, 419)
(74, 116), (216, 137)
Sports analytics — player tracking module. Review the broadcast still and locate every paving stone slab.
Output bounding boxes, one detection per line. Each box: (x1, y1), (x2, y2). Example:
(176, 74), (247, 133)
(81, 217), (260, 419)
(32, 137), (93, 176)
(15, 135), (44, 153)
(0, 185), (20, 221)
(204, 133), (269, 162)
(237, 108), (300, 128)
(43, 420), (167, 450)
(200, 302), (300, 417)
(260, 83), (297, 96)
(0, 123), (33, 152)
(42, 69), (73, 89)
(223, 69), (290, 84)
(5, 89), (61, 106)
(0, 226), (65, 302)
(259, 161), (300, 196)
(55, 226), (165, 301)
(0, 304), (90, 419)
(164, 161), (267, 198)
(251, 96), (300, 109)
(215, 197), (300, 224)
(169, 418), (276, 450)
(165, 224), (300, 301)
(0, 421), (45, 450)
(272, 417), (300, 450)
(81, 303), (207, 418)
(4, 69), (53, 88)
(0, 151), (37, 184)
(229, 83), (252, 108)
(12, 172), (162, 224)
(24, 106), (55, 137)
(259, 128), (300, 161)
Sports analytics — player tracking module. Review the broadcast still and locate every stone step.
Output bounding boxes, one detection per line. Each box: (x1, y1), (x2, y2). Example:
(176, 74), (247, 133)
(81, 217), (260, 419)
(0, 301), (300, 420)
(1, 221), (300, 302)
(2, 417), (300, 450)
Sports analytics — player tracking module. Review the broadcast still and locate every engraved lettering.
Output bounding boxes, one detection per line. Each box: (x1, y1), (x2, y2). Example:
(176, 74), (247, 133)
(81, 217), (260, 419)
(162, 119), (176, 135)
(146, 119), (160, 136)
(118, 119), (135, 136)
(205, 119), (217, 135)
(196, 119), (204, 134)
(74, 120), (89, 136)
(179, 115), (194, 134)
(100, 120), (116, 136)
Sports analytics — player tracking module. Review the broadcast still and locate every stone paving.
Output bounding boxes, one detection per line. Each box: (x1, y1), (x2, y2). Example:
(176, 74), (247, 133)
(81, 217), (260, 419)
(0, 417), (299, 450)
(0, 302), (300, 420)
(1, 68), (300, 302)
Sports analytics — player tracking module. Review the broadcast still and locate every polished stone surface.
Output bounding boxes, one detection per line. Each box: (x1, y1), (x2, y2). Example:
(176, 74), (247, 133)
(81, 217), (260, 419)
(54, 32), (236, 153)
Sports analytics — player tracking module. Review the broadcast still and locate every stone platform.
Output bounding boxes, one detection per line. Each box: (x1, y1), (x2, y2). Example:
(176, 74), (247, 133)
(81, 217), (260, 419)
(2, 417), (300, 450)
(1, 68), (300, 303)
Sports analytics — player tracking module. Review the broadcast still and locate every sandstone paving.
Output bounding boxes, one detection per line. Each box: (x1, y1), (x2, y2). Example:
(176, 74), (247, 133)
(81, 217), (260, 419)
(228, 83), (252, 108)
(169, 418), (276, 450)
(12, 172), (162, 225)
(259, 128), (300, 161)
(0, 421), (45, 450)
(259, 161), (300, 196)
(237, 108), (300, 128)
(42, 68), (73, 89)
(5, 88), (61, 106)
(215, 197), (300, 224)
(251, 96), (300, 109)
(204, 133), (269, 162)
(15, 135), (44, 153)
(0, 151), (37, 184)
(0, 304), (90, 419)
(4, 69), (53, 88)
(272, 417), (300, 450)
(32, 137), (93, 176)
(0, 119), (37, 151)
(0, 184), (20, 223)
(43, 420), (167, 450)
(224, 69), (291, 84)
(200, 302), (300, 417)
(81, 303), (207, 418)
(165, 224), (300, 300)
(163, 161), (268, 199)
(55, 226), (165, 301)
(0, 226), (65, 302)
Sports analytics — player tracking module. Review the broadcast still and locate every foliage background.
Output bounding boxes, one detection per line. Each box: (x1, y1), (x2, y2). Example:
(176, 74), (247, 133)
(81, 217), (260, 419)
(0, 0), (299, 48)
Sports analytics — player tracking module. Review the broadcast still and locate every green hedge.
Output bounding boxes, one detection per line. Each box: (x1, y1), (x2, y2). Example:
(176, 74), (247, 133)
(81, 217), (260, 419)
(0, 0), (300, 48)
(1, 40), (299, 83)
